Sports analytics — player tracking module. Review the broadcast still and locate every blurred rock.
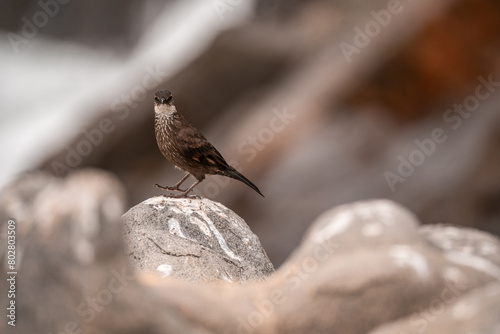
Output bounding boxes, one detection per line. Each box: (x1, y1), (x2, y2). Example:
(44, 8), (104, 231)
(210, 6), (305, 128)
(420, 224), (500, 267)
(2, 178), (499, 333)
(370, 282), (500, 334)
(122, 196), (274, 282)
(271, 200), (499, 334)
(0, 169), (127, 333)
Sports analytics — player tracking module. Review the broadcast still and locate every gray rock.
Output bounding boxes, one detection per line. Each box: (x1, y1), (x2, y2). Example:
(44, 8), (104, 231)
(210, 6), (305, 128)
(369, 282), (500, 334)
(271, 200), (500, 334)
(0, 169), (128, 334)
(420, 224), (500, 267)
(122, 196), (274, 282)
(367, 224), (500, 334)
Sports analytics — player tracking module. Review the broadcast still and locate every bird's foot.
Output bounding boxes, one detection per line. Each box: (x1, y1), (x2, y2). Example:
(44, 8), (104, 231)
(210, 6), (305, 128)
(170, 193), (187, 198)
(155, 183), (186, 192)
(160, 193), (201, 199)
(160, 193), (182, 198)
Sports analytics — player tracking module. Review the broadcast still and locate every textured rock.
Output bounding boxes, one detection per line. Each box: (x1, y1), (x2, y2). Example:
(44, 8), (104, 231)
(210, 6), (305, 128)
(122, 196), (274, 282)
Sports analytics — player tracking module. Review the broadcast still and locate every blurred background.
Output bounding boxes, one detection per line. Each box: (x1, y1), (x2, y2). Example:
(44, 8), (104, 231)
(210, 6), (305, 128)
(1, 0), (500, 266)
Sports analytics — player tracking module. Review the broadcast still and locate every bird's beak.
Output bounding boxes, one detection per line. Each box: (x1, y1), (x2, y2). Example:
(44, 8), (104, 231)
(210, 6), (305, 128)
(161, 98), (166, 103)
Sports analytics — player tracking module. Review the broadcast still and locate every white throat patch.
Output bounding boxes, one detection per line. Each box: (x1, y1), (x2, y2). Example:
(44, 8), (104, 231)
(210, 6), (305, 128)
(155, 103), (176, 117)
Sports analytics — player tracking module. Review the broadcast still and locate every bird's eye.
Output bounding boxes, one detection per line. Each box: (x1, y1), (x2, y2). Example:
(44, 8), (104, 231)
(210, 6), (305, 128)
(154, 96), (159, 102)
(166, 96), (172, 103)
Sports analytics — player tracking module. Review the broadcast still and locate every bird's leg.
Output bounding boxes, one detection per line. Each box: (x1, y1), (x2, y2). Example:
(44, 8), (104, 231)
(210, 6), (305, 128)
(155, 172), (190, 192)
(171, 179), (202, 198)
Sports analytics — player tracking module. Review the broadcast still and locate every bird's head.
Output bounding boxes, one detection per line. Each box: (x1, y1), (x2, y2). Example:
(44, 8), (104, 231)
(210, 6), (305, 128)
(154, 90), (174, 105)
(154, 90), (176, 115)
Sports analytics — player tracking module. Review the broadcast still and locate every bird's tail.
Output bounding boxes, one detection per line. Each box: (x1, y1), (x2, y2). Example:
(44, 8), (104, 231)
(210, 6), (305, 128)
(226, 168), (264, 197)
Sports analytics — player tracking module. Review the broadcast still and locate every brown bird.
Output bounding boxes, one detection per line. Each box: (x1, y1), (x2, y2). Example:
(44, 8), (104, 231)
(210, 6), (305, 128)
(153, 90), (264, 198)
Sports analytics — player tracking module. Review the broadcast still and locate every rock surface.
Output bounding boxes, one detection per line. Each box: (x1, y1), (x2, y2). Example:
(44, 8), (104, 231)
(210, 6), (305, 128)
(276, 200), (500, 334)
(1, 170), (499, 333)
(122, 196), (274, 282)
(0, 169), (128, 333)
(370, 282), (500, 334)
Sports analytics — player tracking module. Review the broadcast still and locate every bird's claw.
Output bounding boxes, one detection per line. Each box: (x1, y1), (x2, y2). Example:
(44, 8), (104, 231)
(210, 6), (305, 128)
(160, 193), (201, 199)
(155, 184), (184, 192)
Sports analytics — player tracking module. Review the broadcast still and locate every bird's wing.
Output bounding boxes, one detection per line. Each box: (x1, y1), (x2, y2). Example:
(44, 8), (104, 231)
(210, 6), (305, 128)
(176, 125), (230, 168)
